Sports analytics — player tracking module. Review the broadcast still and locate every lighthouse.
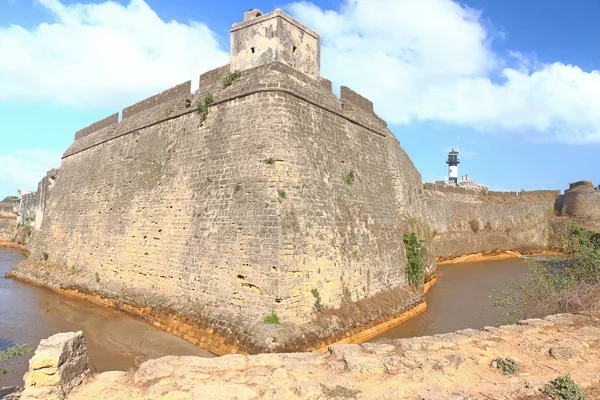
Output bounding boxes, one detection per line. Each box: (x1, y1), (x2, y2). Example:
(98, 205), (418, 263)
(446, 149), (460, 185)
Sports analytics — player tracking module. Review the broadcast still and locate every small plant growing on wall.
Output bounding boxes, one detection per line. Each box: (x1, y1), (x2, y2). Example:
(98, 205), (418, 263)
(41, 252), (49, 261)
(264, 157), (276, 165)
(223, 70), (242, 88)
(195, 92), (214, 119)
(342, 170), (356, 185)
(95, 272), (100, 283)
(264, 311), (280, 324)
(311, 288), (325, 312)
(165, 106), (174, 117)
(234, 184), (242, 193)
(485, 221), (492, 230)
(278, 189), (286, 199)
(403, 232), (425, 287)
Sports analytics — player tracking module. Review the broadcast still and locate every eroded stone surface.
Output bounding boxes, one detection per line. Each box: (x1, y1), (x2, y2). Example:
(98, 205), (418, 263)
(20, 331), (93, 400)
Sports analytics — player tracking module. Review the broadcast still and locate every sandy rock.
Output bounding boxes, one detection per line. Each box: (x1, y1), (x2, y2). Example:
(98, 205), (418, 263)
(190, 384), (258, 400)
(360, 342), (395, 355)
(134, 356), (178, 385)
(21, 331), (92, 399)
(343, 355), (386, 374)
(549, 346), (580, 360)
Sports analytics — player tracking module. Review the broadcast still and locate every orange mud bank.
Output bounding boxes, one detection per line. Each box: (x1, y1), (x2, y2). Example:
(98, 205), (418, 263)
(0, 239), (27, 252)
(436, 249), (560, 265)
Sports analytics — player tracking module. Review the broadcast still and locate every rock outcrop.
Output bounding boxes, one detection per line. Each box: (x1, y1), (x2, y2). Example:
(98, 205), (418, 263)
(19, 314), (600, 399)
(19, 331), (93, 400)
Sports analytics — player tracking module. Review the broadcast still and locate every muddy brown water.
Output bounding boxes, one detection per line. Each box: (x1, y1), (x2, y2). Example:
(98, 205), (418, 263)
(374, 258), (529, 340)
(0, 248), (215, 387)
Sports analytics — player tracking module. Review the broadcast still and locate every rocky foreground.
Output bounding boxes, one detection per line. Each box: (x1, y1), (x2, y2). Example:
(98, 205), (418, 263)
(14, 313), (600, 400)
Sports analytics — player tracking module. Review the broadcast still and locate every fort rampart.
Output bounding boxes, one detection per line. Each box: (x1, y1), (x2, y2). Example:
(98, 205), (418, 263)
(15, 9), (435, 354)
(563, 180), (600, 219)
(423, 188), (558, 259)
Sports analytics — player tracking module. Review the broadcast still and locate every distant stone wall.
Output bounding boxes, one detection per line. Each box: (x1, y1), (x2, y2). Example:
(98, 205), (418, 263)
(18, 191), (37, 226)
(34, 168), (59, 230)
(0, 217), (15, 240)
(424, 191), (556, 259)
(563, 182), (600, 219)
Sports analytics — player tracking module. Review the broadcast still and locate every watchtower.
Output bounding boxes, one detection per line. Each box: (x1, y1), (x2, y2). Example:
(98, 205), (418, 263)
(230, 8), (321, 78)
(446, 149), (460, 185)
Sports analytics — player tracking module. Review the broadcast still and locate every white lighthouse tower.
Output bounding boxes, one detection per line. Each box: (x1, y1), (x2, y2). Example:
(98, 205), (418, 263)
(446, 149), (460, 185)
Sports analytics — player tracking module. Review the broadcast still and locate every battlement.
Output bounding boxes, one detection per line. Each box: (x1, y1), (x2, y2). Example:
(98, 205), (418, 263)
(230, 8), (320, 78)
(122, 81), (191, 120)
(340, 86), (373, 114)
(567, 180), (595, 192)
(74, 113), (118, 141)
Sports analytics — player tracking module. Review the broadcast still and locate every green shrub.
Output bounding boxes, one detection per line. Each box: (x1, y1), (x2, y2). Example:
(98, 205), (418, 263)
(41, 252), (49, 261)
(95, 272), (100, 283)
(234, 184), (242, 193)
(311, 288), (325, 312)
(495, 226), (600, 322)
(195, 92), (214, 119)
(264, 311), (280, 324)
(165, 106), (173, 117)
(278, 189), (286, 199)
(493, 357), (520, 375)
(1, 343), (33, 373)
(485, 220), (492, 230)
(543, 374), (586, 400)
(403, 232), (425, 287)
(196, 101), (208, 118)
(264, 157), (275, 165)
(342, 170), (356, 185)
(223, 70), (241, 88)
(204, 92), (214, 106)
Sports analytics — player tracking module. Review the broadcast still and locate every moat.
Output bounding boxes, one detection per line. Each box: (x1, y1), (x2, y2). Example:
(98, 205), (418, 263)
(1, 247), (529, 387)
(374, 257), (528, 340)
(0, 248), (214, 387)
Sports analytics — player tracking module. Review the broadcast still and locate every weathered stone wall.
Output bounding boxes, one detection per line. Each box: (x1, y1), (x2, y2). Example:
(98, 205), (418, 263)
(34, 168), (59, 230)
(230, 9), (320, 78)
(563, 181), (600, 219)
(0, 216), (15, 240)
(424, 190), (556, 259)
(20, 61), (432, 354)
(17, 191), (37, 226)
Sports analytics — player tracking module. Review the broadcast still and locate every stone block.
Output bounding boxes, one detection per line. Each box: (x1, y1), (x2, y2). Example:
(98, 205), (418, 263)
(22, 331), (93, 398)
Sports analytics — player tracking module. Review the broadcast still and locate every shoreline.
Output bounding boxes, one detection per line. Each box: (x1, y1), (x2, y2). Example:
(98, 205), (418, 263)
(436, 249), (560, 264)
(10, 264), (428, 357)
(0, 239), (27, 252)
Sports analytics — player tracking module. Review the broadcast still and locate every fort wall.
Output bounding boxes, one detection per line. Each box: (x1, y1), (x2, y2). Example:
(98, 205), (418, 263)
(423, 190), (557, 259)
(20, 60), (432, 354)
(563, 181), (600, 219)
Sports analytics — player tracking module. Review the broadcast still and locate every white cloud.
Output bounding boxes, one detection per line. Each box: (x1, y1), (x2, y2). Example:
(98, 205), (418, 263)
(288, 0), (600, 144)
(0, 0), (229, 108)
(0, 148), (62, 193)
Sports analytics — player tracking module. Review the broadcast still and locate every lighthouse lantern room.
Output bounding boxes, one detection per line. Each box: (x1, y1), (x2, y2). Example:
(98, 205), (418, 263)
(446, 149), (460, 185)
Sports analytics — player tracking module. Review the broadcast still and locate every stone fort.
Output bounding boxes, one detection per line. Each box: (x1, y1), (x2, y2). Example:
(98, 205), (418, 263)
(13, 8), (600, 355)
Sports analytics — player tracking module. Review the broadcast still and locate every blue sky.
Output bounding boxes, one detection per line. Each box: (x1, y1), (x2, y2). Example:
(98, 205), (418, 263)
(1, 0), (599, 199)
